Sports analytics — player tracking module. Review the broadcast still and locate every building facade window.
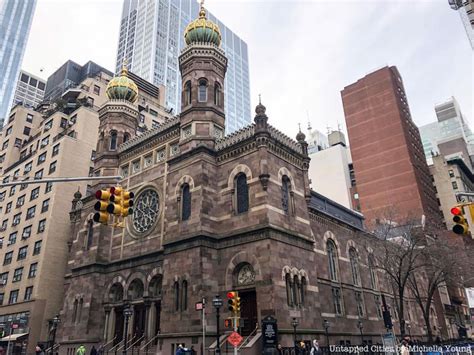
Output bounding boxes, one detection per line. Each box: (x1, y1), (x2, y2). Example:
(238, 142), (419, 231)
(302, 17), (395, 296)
(41, 199), (50, 213)
(73, 300), (78, 323)
(198, 79), (207, 102)
(12, 214), (21, 226)
(18, 246), (27, 260)
(181, 184), (191, 221)
(281, 175), (291, 214)
(452, 181), (458, 190)
(332, 287), (343, 315)
(235, 173), (249, 214)
(368, 255), (377, 289)
(4, 252), (13, 265)
(6, 202), (12, 213)
(285, 273), (294, 307)
(349, 247), (360, 286)
(12, 268), (23, 282)
(374, 295), (382, 318)
(355, 291), (364, 318)
(8, 232), (17, 245)
(8, 290), (19, 304)
(214, 83), (221, 106)
(16, 195), (25, 207)
(110, 131), (117, 150)
(174, 281), (180, 311)
(24, 286), (33, 301)
(52, 144), (60, 156)
(181, 280), (188, 311)
(448, 169), (454, 178)
(45, 182), (53, 193)
(327, 239), (338, 281)
(185, 81), (191, 105)
(49, 161), (57, 174)
(29, 263), (38, 278)
(30, 187), (39, 200)
(26, 206), (35, 220)
(24, 162), (32, 173)
(33, 240), (42, 255)
(300, 277), (307, 306)
(37, 152), (46, 164)
(0, 293), (3, 305)
(37, 219), (46, 233)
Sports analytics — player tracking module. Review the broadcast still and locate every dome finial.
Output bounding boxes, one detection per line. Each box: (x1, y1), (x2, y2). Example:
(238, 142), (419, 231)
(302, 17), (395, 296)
(255, 94), (266, 116)
(106, 57), (138, 104)
(184, 0), (221, 47)
(121, 58), (129, 76)
(296, 122), (306, 142)
(199, 0), (206, 18)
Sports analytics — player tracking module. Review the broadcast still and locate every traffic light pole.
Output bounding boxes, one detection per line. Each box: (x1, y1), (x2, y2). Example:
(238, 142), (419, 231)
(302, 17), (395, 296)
(0, 175), (122, 188)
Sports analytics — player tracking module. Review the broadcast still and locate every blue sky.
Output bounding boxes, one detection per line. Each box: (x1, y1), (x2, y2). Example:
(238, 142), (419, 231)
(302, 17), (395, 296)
(22, 0), (472, 139)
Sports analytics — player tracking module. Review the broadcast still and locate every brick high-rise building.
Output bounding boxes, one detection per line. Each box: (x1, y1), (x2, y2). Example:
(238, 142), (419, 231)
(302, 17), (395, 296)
(341, 66), (441, 228)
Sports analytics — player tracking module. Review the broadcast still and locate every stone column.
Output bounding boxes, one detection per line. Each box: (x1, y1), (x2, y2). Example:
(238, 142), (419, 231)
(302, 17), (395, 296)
(148, 302), (157, 339)
(103, 305), (111, 342)
(128, 305), (134, 338)
(107, 307), (116, 342)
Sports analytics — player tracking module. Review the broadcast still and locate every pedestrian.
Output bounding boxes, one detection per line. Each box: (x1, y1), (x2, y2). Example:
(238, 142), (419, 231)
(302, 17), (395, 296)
(176, 344), (184, 355)
(400, 340), (409, 355)
(190, 346), (196, 355)
(298, 341), (306, 355)
(76, 344), (86, 355)
(36, 344), (45, 355)
(90, 345), (98, 355)
(310, 340), (320, 355)
(277, 344), (284, 355)
(98, 345), (104, 355)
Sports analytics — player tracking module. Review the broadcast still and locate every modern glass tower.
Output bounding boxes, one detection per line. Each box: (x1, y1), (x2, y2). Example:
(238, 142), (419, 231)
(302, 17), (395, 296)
(0, 0), (37, 127)
(116, 0), (251, 133)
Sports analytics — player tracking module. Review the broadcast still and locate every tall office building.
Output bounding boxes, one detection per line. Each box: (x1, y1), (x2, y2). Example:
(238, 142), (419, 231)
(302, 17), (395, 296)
(341, 66), (441, 227)
(449, 0), (474, 49)
(12, 70), (45, 109)
(116, 0), (251, 133)
(0, 0), (37, 127)
(419, 97), (474, 164)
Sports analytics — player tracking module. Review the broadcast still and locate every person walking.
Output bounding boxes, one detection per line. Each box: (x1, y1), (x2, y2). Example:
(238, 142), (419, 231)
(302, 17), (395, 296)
(76, 345), (86, 355)
(90, 346), (97, 355)
(310, 340), (320, 355)
(176, 344), (184, 355)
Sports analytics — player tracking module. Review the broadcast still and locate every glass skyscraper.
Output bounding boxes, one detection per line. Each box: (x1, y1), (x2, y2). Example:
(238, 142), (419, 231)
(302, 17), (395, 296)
(0, 0), (37, 127)
(116, 0), (251, 133)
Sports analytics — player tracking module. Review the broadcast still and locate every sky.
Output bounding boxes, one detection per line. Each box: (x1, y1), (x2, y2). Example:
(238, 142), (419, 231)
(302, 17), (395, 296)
(22, 0), (473, 140)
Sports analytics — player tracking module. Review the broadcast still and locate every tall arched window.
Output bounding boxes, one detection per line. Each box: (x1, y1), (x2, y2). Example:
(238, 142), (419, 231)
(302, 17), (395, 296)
(293, 275), (300, 306)
(181, 280), (188, 311)
(72, 299), (78, 323)
(214, 83), (221, 106)
(368, 255), (377, 289)
(285, 273), (293, 307)
(123, 133), (130, 143)
(235, 173), (249, 214)
(109, 131), (117, 150)
(198, 79), (207, 102)
(181, 184), (191, 221)
(174, 281), (180, 311)
(349, 247), (360, 286)
(281, 175), (291, 214)
(185, 81), (191, 105)
(300, 277), (307, 306)
(327, 240), (338, 281)
(86, 220), (93, 250)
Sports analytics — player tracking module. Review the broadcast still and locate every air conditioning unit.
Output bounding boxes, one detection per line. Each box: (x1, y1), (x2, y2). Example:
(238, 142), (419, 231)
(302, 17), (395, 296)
(22, 232), (30, 239)
(0, 280), (6, 286)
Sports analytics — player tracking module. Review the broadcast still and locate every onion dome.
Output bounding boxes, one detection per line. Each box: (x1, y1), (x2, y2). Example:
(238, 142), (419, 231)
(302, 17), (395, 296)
(106, 64), (138, 104)
(184, 5), (221, 47)
(296, 125), (306, 142)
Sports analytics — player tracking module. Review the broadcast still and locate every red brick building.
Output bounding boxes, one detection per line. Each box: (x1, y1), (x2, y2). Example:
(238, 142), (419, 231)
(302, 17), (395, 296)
(341, 66), (441, 228)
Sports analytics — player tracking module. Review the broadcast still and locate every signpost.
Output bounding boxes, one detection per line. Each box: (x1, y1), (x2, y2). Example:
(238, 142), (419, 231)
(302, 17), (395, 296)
(262, 316), (278, 355)
(196, 299), (206, 355)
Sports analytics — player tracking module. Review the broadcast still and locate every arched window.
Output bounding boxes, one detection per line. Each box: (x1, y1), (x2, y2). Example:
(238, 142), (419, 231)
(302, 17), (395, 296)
(300, 277), (307, 306)
(128, 279), (144, 300)
(86, 220), (93, 250)
(110, 131), (117, 150)
(368, 255), (377, 289)
(181, 280), (188, 311)
(174, 281), (180, 311)
(349, 247), (360, 286)
(285, 273), (293, 307)
(327, 240), (338, 281)
(235, 173), (249, 214)
(78, 298), (83, 323)
(109, 283), (124, 303)
(214, 83), (221, 106)
(185, 81), (192, 105)
(149, 275), (162, 298)
(293, 275), (300, 306)
(181, 184), (191, 221)
(281, 175), (291, 214)
(72, 299), (78, 323)
(198, 79), (207, 102)
(123, 133), (130, 143)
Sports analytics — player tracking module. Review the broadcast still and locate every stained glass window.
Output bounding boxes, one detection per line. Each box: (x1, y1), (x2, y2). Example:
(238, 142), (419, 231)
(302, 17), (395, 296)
(133, 189), (160, 233)
(236, 173), (249, 214)
(327, 240), (338, 281)
(182, 184), (191, 221)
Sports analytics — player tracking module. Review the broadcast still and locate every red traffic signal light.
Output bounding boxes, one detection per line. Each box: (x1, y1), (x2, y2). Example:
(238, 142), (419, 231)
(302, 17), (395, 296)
(227, 292), (237, 299)
(451, 205), (469, 235)
(451, 206), (462, 216)
(227, 291), (240, 315)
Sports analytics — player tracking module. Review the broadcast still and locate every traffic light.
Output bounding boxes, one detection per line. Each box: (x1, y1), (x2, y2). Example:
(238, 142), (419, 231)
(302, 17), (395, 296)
(451, 206), (469, 235)
(121, 190), (135, 217)
(107, 187), (123, 216)
(93, 189), (112, 224)
(227, 291), (240, 316)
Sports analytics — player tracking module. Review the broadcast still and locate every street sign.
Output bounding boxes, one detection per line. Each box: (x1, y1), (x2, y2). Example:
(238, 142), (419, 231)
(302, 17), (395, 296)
(195, 302), (204, 311)
(227, 331), (243, 347)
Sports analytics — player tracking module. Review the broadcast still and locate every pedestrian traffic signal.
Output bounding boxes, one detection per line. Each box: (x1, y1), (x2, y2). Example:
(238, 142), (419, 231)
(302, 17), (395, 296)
(93, 189), (113, 224)
(227, 291), (240, 316)
(451, 206), (469, 235)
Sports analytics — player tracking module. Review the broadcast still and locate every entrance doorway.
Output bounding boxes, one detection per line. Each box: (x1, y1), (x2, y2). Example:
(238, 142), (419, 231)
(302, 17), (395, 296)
(133, 304), (146, 339)
(239, 289), (257, 336)
(114, 307), (124, 344)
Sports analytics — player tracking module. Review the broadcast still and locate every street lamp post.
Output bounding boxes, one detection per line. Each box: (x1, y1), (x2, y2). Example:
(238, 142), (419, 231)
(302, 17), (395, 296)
(50, 315), (61, 355)
(323, 320), (330, 352)
(291, 318), (299, 351)
(212, 295), (223, 355)
(123, 306), (133, 355)
(357, 320), (364, 345)
(407, 324), (412, 339)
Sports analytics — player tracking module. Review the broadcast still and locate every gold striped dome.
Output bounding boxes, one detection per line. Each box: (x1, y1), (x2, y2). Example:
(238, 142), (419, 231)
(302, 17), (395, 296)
(184, 5), (221, 47)
(106, 65), (139, 104)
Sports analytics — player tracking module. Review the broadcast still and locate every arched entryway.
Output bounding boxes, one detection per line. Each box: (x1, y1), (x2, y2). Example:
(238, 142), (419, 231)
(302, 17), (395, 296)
(233, 263), (258, 336)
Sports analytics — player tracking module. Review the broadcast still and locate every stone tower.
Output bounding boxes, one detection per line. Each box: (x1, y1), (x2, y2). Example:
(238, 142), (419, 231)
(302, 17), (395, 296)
(178, 5), (228, 153)
(94, 66), (139, 177)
